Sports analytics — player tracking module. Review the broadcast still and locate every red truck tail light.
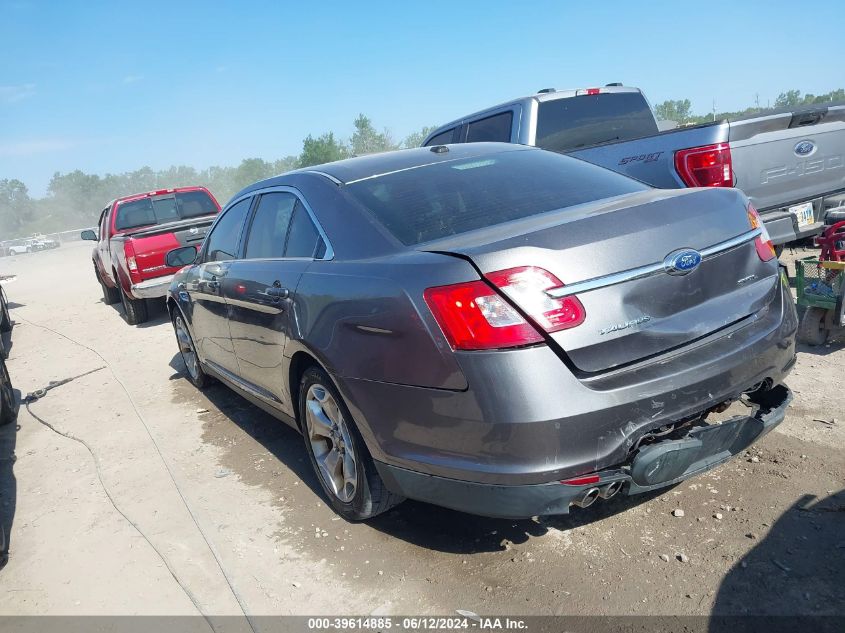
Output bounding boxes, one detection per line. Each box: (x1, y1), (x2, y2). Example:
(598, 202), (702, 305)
(747, 203), (777, 261)
(124, 241), (139, 275)
(486, 267), (586, 332)
(674, 143), (733, 188)
(424, 280), (544, 350)
(424, 267), (586, 351)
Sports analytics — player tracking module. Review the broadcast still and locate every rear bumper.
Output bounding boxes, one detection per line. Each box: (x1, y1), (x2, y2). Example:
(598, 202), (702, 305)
(130, 274), (174, 299)
(374, 384), (792, 518)
(337, 276), (798, 488)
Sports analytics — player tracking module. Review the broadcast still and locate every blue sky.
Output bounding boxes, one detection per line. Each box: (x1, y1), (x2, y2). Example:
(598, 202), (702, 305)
(1, 0), (843, 196)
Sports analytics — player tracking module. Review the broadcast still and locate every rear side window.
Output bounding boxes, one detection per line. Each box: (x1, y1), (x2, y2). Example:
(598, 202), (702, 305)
(284, 202), (320, 258)
(346, 149), (647, 246)
(466, 112), (513, 143)
(424, 128), (456, 146)
(244, 192), (297, 259)
(535, 93), (659, 153)
(114, 189), (218, 231)
(204, 197), (251, 262)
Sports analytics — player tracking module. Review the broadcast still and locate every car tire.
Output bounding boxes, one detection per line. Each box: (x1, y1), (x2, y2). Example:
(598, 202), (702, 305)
(797, 306), (830, 346)
(172, 311), (209, 389)
(298, 365), (403, 521)
(119, 284), (148, 325)
(0, 288), (11, 333)
(0, 358), (16, 426)
(96, 266), (120, 305)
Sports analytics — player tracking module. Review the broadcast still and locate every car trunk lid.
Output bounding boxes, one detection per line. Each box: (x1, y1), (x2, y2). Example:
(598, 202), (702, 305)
(421, 187), (778, 373)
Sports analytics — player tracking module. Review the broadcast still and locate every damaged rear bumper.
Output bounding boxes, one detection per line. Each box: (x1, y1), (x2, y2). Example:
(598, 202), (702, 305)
(374, 384), (792, 518)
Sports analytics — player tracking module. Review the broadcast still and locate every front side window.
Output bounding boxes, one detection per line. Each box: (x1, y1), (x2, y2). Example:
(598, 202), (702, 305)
(244, 192), (297, 259)
(466, 112), (513, 143)
(204, 197), (251, 262)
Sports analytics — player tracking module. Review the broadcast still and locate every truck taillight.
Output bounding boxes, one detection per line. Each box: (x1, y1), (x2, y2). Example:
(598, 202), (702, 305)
(674, 143), (733, 188)
(124, 242), (138, 273)
(424, 267), (585, 351)
(747, 203), (777, 261)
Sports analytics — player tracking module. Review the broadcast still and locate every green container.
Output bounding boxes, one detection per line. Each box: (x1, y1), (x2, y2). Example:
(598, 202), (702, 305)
(795, 258), (844, 310)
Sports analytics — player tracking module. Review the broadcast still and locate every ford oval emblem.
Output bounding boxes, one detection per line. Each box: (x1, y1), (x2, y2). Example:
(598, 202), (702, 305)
(794, 140), (815, 157)
(664, 249), (702, 276)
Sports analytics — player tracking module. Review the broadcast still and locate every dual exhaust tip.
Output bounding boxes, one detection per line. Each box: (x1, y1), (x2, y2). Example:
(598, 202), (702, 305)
(571, 481), (623, 509)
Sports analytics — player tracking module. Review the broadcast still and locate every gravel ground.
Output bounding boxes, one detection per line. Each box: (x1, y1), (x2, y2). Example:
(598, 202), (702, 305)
(0, 241), (842, 620)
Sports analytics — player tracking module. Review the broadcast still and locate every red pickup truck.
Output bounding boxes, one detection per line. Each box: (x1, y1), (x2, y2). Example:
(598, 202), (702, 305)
(81, 186), (221, 324)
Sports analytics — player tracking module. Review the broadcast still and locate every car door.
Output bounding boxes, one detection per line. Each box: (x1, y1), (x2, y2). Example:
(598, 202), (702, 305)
(225, 189), (327, 409)
(186, 196), (253, 375)
(96, 207), (114, 283)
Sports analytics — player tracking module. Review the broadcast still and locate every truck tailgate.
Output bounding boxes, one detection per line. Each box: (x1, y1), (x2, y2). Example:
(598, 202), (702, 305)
(729, 104), (845, 211)
(126, 215), (214, 280)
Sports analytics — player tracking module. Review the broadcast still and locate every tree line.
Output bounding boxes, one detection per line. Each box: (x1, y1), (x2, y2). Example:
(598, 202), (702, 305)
(0, 115), (435, 240)
(653, 88), (844, 126)
(2, 87), (842, 239)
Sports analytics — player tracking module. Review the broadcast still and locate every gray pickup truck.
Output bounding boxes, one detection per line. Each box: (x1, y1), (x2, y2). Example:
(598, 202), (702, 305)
(423, 85), (845, 249)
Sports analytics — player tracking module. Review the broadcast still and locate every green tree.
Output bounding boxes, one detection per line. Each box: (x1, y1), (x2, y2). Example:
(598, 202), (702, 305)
(403, 125), (438, 148)
(775, 89), (802, 108)
(298, 132), (349, 167)
(653, 99), (693, 124)
(350, 114), (398, 155)
(0, 179), (34, 236)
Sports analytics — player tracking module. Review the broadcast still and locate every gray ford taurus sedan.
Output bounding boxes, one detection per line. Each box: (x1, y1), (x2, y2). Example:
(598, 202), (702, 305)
(165, 143), (798, 520)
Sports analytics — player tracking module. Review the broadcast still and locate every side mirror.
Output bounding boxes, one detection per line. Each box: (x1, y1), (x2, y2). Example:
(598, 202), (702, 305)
(80, 229), (97, 241)
(166, 246), (198, 268)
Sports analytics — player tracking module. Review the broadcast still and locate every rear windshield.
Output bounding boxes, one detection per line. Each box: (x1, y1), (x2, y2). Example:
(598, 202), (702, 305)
(114, 190), (218, 231)
(535, 93), (659, 153)
(346, 149), (648, 245)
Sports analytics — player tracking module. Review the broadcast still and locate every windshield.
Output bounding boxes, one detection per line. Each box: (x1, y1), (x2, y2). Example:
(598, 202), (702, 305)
(345, 149), (648, 246)
(535, 93), (659, 153)
(114, 190), (218, 231)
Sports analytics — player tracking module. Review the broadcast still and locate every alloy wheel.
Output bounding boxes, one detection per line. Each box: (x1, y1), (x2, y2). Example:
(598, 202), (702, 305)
(305, 383), (358, 503)
(174, 315), (200, 380)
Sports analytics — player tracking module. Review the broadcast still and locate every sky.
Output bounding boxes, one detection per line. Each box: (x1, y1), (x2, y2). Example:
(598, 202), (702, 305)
(1, 0), (843, 196)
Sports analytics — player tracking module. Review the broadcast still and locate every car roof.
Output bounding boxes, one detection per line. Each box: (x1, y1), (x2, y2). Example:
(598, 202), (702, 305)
(109, 185), (211, 208)
(238, 142), (531, 195)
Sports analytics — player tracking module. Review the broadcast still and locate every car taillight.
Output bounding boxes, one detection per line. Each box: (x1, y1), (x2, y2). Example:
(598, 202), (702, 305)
(747, 203), (777, 261)
(674, 143), (733, 188)
(424, 280), (544, 351)
(486, 266), (585, 332)
(424, 267), (586, 351)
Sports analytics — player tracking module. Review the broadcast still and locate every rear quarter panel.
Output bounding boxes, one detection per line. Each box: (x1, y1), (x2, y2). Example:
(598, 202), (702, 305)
(569, 122), (729, 187)
(289, 252), (476, 391)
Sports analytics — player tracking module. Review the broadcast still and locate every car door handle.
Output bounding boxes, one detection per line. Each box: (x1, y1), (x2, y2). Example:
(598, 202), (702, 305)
(265, 286), (289, 300)
(205, 279), (220, 291)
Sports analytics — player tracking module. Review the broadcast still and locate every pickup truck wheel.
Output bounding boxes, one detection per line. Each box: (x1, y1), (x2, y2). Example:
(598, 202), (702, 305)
(119, 285), (148, 325)
(172, 312), (209, 388)
(797, 306), (830, 346)
(96, 266), (121, 305)
(299, 366), (403, 520)
(0, 359), (16, 426)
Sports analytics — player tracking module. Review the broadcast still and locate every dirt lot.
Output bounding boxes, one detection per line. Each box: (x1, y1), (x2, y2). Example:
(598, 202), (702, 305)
(0, 241), (842, 620)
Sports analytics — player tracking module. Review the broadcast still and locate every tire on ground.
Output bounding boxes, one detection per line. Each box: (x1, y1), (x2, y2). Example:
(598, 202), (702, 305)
(797, 306), (829, 346)
(119, 283), (148, 325)
(298, 365), (403, 520)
